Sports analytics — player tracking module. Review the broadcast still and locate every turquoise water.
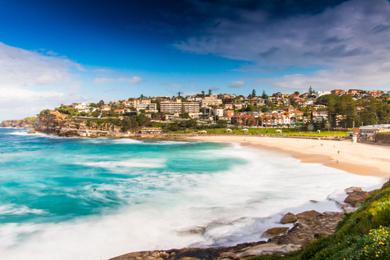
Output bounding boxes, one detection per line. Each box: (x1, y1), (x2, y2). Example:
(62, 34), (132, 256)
(0, 127), (384, 259)
(0, 128), (245, 225)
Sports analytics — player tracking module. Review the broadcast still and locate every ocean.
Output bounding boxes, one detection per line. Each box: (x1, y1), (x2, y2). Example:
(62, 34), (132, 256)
(0, 127), (384, 259)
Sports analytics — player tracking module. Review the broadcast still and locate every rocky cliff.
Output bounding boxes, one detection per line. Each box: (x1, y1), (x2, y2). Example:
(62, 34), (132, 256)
(0, 117), (36, 128)
(34, 109), (132, 137)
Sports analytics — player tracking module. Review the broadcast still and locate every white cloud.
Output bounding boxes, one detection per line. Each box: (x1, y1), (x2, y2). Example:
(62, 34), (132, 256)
(0, 88), (64, 100)
(0, 42), (82, 120)
(0, 42), (144, 121)
(93, 76), (142, 85)
(176, 0), (390, 91)
(229, 80), (245, 88)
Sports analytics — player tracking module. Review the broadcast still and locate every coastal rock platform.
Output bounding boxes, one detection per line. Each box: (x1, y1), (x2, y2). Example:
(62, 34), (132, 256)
(111, 210), (344, 260)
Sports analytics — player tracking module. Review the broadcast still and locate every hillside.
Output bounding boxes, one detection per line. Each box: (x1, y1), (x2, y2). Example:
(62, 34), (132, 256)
(254, 181), (390, 260)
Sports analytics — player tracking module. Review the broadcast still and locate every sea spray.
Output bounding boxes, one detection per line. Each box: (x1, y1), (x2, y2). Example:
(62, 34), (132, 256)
(0, 127), (385, 260)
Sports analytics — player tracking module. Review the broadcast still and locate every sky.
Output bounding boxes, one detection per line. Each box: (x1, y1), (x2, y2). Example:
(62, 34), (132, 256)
(1, 0), (390, 120)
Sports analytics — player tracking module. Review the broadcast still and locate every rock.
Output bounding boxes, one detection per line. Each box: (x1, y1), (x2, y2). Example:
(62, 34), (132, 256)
(262, 227), (289, 238)
(112, 210), (346, 260)
(233, 243), (302, 258)
(296, 210), (322, 221)
(344, 191), (369, 207)
(177, 226), (206, 235)
(280, 212), (297, 224)
(345, 186), (363, 194)
(275, 212), (344, 246)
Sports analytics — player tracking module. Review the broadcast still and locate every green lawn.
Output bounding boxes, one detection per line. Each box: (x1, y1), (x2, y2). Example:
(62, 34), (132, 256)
(169, 128), (348, 138)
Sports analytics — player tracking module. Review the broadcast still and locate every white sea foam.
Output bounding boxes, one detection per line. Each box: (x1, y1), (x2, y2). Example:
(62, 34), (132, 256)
(0, 204), (46, 215)
(81, 158), (166, 170)
(7, 130), (30, 136)
(148, 140), (189, 145)
(81, 138), (142, 144)
(0, 144), (385, 260)
(8, 130), (65, 139)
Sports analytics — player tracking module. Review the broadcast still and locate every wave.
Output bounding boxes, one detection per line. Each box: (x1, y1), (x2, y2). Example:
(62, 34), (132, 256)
(80, 138), (142, 144)
(0, 204), (46, 215)
(0, 142), (385, 260)
(7, 129), (189, 146)
(80, 158), (166, 170)
(7, 130), (66, 139)
(81, 138), (189, 145)
(7, 130), (31, 136)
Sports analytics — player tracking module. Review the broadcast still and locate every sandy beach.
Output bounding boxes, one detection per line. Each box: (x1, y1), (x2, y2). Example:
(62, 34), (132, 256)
(186, 135), (390, 177)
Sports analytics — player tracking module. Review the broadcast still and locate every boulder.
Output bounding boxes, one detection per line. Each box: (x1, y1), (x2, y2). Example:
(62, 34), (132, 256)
(280, 212), (297, 224)
(345, 186), (363, 194)
(344, 191), (369, 207)
(262, 227), (289, 238)
(296, 210), (322, 221)
(275, 212), (344, 246)
(231, 243), (302, 258)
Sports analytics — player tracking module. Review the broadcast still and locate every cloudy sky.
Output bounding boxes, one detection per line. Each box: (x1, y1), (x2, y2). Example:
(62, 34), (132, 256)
(0, 0), (390, 119)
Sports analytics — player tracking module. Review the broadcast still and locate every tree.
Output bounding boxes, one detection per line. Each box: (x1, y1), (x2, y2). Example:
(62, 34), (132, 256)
(98, 100), (105, 107)
(309, 86), (314, 95)
(215, 120), (227, 128)
(177, 91), (182, 97)
(243, 104), (256, 112)
(208, 89), (212, 96)
(261, 90), (268, 99)
(181, 112), (190, 119)
(201, 90), (205, 97)
(251, 89), (256, 98)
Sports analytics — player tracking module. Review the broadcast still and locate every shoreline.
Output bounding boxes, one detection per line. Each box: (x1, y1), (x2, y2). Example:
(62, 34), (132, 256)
(6, 128), (390, 177)
(185, 135), (390, 178)
(111, 136), (389, 259)
(2, 128), (389, 259)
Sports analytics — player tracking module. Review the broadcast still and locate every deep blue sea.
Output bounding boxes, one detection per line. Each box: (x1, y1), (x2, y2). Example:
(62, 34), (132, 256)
(0, 127), (384, 259)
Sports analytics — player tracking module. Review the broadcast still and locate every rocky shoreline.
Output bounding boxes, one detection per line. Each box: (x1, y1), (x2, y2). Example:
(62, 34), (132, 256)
(111, 187), (372, 260)
(0, 118), (35, 128)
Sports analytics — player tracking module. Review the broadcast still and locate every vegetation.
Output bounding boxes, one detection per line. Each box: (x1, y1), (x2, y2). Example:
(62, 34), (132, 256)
(120, 114), (151, 131)
(166, 126), (348, 138)
(252, 182), (390, 260)
(56, 105), (79, 116)
(317, 94), (390, 128)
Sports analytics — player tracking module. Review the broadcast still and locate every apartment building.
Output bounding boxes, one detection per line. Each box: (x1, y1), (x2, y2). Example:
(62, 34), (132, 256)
(201, 96), (223, 107)
(160, 101), (200, 114)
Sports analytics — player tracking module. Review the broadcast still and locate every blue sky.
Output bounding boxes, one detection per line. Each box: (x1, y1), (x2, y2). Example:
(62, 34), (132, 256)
(0, 0), (390, 119)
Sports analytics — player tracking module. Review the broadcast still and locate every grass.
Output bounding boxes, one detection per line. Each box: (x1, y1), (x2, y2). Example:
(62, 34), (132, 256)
(251, 181), (390, 260)
(168, 128), (348, 138)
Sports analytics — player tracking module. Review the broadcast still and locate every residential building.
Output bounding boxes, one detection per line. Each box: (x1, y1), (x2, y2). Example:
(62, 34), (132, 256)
(201, 95), (223, 107)
(160, 100), (200, 114)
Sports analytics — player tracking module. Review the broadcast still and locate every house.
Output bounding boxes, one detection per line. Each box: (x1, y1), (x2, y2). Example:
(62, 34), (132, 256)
(114, 108), (125, 114)
(368, 90), (384, 97)
(73, 102), (88, 111)
(331, 89), (346, 95)
(101, 105), (111, 112)
(224, 110), (235, 120)
(359, 124), (390, 142)
(348, 89), (364, 96)
(312, 110), (328, 123)
(213, 108), (224, 118)
(201, 96), (223, 107)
